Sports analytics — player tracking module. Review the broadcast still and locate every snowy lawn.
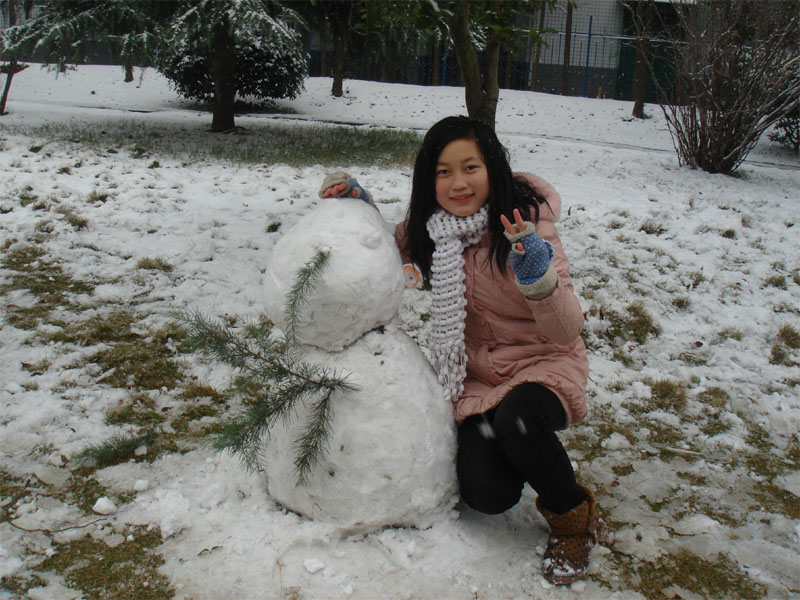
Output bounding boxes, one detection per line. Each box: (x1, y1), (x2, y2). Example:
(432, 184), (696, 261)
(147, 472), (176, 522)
(1, 65), (799, 600)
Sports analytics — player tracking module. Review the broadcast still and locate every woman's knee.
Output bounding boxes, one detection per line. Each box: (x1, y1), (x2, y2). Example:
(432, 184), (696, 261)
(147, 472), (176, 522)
(493, 383), (567, 439)
(456, 413), (523, 514)
(458, 474), (522, 515)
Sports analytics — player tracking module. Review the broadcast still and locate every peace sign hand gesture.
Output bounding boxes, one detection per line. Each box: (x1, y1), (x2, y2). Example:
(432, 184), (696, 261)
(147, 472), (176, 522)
(501, 208), (553, 284)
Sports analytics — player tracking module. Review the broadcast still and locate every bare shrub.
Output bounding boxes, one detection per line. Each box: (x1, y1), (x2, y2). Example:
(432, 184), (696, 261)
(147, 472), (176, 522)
(637, 0), (800, 174)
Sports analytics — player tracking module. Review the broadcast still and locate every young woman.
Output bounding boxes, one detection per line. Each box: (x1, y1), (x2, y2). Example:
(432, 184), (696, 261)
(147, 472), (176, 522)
(321, 115), (608, 585)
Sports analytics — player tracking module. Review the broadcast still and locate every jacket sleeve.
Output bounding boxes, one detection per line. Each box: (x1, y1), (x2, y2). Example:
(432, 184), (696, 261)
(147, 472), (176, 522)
(514, 173), (584, 345)
(525, 221), (585, 345)
(394, 220), (412, 264)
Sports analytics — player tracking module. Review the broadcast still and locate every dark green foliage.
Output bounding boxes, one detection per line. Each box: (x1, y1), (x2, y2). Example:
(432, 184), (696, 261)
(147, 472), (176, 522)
(155, 0), (306, 104)
(176, 250), (355, 485)
(1, 1), (177, 72)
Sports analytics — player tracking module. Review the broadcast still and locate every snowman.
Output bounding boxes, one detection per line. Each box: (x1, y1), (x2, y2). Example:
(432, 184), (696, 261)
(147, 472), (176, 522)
(261, 195), (457, 531)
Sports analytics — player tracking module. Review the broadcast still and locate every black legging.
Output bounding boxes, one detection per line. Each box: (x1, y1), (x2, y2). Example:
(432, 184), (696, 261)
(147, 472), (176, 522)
(456, 383), (586, 515)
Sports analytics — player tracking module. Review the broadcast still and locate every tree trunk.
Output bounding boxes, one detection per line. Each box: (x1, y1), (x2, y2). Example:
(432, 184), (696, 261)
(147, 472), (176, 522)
(1, 71), (16, 116)
(124, 60), (135, 83)
(529, 4), (546, 91)
(631, 37), (648, 118)
(331, 25), (344, 97)
(0, 61), (28, 116)
(445, 2), (499, 129)
(561, 0), (573, 96)
(503, 50), (512, 89)
(319, 27), (328, 77)
(210, 18), (236, 132)
(432, 39), (441, 86)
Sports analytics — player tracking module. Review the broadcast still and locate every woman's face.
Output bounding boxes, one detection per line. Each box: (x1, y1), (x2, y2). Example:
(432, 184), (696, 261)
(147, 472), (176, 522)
(434, 138), (490, 217)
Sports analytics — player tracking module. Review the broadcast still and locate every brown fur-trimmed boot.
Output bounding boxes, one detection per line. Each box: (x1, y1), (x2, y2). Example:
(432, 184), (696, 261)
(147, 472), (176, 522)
(536, 486), (610, 585)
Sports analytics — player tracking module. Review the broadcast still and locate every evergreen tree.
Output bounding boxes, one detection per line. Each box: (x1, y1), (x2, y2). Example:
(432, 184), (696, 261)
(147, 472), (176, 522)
(156, 0), (307, 132)
(177, 250), (355, 486)
(1, 1), (176, 76)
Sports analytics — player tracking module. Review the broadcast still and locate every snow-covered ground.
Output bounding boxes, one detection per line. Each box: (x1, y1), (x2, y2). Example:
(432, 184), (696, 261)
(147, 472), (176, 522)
(1, 65), (798, 600)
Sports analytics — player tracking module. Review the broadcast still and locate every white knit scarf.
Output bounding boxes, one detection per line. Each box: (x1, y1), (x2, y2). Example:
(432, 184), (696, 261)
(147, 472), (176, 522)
(426, 205), (489, 403)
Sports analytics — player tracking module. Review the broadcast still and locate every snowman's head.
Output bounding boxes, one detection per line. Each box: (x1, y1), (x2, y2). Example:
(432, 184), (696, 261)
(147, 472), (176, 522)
(263, 199), (405, 351)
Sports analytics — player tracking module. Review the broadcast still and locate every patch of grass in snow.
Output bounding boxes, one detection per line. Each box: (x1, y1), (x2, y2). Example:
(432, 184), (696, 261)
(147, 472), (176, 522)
(743, 421), (793, 481)
(0, 245), (95, 330)
(605, 549), (766, 599)
(106, 395), (166, 428)
(639, 219), (668, 235)
(646, 421), (690, 453)
(0, 467), (28, 505)
(88, 322), (186, 390)
(18, 186), (39, 207)
(677, 490), (746, 527)
(62, 473), (122, 514)
(35, 526), (173, 600)
(763, 274), (787, 289)
(6, 119), (422, 168)
(21, 358), (52, 375)
(700, 419), (732, 437)
(42, 311), (188, 391)
(671, 295), (690, 310)
(777, 324), (800, 348)
(563, 406), (636, 462)
(0, 574), (48, 597)
(1, 469), (168, 598)
(622, 379), (688, 416)
(54, 205), (89, 230)
(136, 257), (174, 273)
(39, 309), (139, 345)
(181, 382), (226, 403)
(713, 326), (744, 343)
(587, 301), (661, 347)
(770, 342), (798, 366)
(750, 483), (800, 520)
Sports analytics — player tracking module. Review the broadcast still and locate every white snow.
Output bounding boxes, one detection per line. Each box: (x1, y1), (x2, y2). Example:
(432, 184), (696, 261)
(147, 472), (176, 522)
(91, 497), (117, 515)
(263, 323), (457, 531)
(0, 65), (798, 600)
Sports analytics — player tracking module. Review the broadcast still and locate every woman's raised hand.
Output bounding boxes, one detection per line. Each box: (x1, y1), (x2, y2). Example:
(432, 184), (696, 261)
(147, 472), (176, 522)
(500, 208), (527, 253)
(501, 208), (553, 284)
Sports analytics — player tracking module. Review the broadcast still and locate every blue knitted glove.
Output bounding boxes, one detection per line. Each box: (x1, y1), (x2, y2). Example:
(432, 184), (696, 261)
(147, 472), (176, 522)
(319, 172), (372, 204)
(504, 222), (553, 284)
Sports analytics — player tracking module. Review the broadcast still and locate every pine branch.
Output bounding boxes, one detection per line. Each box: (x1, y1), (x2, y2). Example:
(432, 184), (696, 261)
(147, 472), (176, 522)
(284, 249), (329, 345)
(74, 429), (159, 468)
(293, 389), (335, 486)
(174, 249), (355, 485)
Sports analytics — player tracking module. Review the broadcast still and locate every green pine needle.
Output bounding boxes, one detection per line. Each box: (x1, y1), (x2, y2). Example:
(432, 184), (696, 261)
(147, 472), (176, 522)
(74, 430), (159, 469)
(284, 249), (329, 345)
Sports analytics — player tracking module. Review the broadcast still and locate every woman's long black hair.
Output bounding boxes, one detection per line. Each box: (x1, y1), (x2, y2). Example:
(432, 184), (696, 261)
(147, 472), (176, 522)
(403, 115), (548, 280)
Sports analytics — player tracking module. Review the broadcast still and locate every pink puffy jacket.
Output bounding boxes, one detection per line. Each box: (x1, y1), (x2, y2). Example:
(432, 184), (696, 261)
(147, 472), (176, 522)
(396, 173), (588, 425)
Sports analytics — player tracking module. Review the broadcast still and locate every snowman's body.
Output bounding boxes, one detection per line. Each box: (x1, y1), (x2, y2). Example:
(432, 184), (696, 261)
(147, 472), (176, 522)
(262, 199), (457, 530)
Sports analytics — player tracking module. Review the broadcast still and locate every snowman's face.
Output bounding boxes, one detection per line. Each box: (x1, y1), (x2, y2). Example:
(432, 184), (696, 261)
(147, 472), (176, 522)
(264, 199), (406, 351)
(434, 138), (490, 218)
